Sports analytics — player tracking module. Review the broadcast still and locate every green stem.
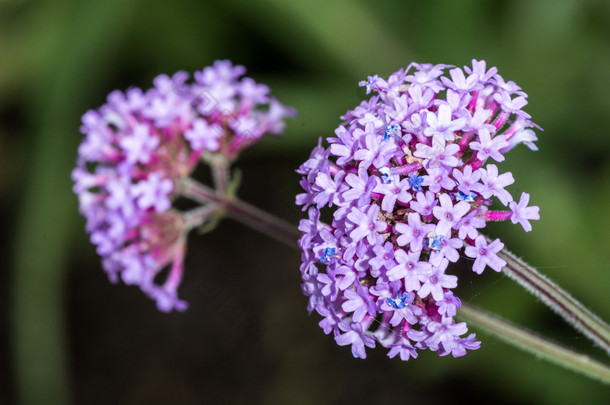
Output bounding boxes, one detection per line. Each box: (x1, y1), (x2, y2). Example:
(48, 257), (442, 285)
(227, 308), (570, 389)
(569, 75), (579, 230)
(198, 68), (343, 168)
(181, 177), (299, 246)
(181, 179), (610, 383)
(183, 205), (219, 232)
(210, 157), (231, 195)
(496, 243), (610, 356)
(457, 305), (610, 384)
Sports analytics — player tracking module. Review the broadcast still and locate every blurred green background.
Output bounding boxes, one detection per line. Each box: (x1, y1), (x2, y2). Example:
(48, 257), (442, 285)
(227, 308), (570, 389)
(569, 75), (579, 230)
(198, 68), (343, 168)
(2, 0), (610, 404)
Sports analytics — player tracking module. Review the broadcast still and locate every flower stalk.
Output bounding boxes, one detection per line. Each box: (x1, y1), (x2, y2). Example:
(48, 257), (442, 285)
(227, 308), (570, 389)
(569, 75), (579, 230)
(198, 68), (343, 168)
(209, 154), (231, 195)
(180, 177), (298, 246)
(457, 305), (610, 384)
(496, 242), (610, 356)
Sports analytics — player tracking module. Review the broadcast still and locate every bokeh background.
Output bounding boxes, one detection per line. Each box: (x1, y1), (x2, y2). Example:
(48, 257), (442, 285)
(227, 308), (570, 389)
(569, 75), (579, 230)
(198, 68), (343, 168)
(2, 0), (610, 404)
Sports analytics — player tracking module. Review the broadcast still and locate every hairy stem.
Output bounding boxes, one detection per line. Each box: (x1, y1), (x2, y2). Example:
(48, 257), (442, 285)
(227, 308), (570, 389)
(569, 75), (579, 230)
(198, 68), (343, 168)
(180, 177), (299, 246)
(211, 158), (230, 195)
(457, 305), (610, 384)
(496, 242), (610, 356)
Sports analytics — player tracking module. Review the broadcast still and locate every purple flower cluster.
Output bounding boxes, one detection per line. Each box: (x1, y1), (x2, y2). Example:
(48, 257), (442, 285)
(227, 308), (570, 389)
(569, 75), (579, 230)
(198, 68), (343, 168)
(296, 60), (541, 360)
(72, 60), (294, 312)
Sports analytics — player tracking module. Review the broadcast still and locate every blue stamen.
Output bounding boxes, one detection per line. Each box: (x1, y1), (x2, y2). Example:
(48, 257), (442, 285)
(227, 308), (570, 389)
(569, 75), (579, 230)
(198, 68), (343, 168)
(409, 173), (423, 192)
(427, 235), (444, 250)
(383, 123), (401, 142)
(456, 191), (477, 202)
(319, 247), (336, 263)
(386, 292), (409, 309)
(379, 167), (392, 184)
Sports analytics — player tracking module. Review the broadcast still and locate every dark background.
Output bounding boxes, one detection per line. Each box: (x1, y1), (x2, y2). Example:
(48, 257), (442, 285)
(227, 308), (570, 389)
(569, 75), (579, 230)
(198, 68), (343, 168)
(2, 0), (610, 404)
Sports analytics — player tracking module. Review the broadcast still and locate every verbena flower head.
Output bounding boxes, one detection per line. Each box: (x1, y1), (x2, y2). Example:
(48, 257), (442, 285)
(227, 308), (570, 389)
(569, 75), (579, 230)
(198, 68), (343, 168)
(73, 60), (294, 312)
(296, 60), (541, 360)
